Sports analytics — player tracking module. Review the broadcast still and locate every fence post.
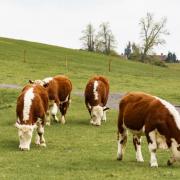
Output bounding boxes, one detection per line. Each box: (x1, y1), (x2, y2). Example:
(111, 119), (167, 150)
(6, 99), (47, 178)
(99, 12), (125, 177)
(109, 59), (112, 72)
(65, 56), (68, 72)
(23, 49), (26, 63)
(152, 64), (154, 77)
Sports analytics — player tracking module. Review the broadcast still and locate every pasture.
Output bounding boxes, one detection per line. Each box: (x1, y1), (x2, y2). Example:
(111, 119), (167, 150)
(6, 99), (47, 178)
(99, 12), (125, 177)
(1, 37), (180, 179)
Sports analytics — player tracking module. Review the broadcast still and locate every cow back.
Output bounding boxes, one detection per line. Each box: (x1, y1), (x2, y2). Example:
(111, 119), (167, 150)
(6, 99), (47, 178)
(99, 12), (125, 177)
(119, 92), (178, 133)
(46, 75), (72, 101)
(85, 76), (109, 106)
(16, 84), (49, 125)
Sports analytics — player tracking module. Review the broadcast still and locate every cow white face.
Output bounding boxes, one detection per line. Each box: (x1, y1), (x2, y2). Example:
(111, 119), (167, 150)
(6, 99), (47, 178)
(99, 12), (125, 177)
(15, 123), (36, 150)
(90, 105), (104, 126)
(171, 139), (180, 161)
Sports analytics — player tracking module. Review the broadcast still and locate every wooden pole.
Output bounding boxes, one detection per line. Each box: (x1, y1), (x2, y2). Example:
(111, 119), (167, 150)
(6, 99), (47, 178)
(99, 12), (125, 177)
(23, 49), (26, 63)
(65, 56), (68, 72)
(109, 59), (112, 72)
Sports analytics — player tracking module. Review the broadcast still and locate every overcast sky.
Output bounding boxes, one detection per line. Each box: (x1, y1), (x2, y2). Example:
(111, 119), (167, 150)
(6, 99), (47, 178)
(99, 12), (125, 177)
(0, 0), (179, 58)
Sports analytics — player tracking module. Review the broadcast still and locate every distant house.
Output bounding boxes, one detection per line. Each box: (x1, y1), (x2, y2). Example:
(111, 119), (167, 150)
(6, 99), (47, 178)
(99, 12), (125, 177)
(152, 53), (167, 61)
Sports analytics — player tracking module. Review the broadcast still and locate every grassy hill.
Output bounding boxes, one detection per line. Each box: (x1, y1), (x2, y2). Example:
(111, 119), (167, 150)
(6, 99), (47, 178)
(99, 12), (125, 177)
(1, 37), (180, 179)
(1, 37), (180, 102)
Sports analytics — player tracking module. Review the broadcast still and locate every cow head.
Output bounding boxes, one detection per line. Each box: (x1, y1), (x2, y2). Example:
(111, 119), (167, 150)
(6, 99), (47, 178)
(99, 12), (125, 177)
(90, 105), (109, 126)
(15, 122), (37, 150)
(29, 80), (49, 88)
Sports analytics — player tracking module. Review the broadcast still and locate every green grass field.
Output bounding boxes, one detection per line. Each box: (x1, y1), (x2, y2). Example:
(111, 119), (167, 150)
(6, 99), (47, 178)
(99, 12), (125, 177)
(1, 37), (180, 179)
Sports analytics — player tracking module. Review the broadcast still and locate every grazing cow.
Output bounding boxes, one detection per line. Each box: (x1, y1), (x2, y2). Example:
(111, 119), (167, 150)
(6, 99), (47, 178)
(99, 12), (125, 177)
(117, 92), (180, 167)
(84, 76), (109, 126)
(29, 75), (72, 125)
(15, 84), (49, 150)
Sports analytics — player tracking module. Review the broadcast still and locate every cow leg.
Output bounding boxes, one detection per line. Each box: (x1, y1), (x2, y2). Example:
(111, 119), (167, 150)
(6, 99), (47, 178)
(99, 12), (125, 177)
(86, 103), (91, 116)
(117, 128), (127, 161)
(35, 121), (46, 147)
(167, 156), (176, 166)
(133, 135), (144, 162)
(50, 103), (59, 122)
(146, 131), (158, 167)
(102, 111), (107, 122)
(45, 109), (51, 126)
(167, 139), (176, 166)
(59, 101), (69, 124)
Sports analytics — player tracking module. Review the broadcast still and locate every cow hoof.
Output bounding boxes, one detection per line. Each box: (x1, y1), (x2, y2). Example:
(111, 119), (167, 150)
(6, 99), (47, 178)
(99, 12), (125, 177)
(20, 147), (29, 151)
(61, 116), (65, 124)
(46, 122), (51, 126)
(167, 160), (173, 166)
(150, 162), (158, 167)
(136, 158), (144, 162)
(117, 157), (122, 161)
(117, 154), (123, 161)
(40, 143), (46, 147)
(61, 121), (65, 124)
(52, 115), (59, 122)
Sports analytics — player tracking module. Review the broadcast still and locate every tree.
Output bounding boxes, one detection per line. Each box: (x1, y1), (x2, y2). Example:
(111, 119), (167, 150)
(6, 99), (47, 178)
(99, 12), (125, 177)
(139, 13), (169, 61)
(166, 52), (173, 62)
(172, 53), (177, 62)
(131, 42), (141, 55)
(166, 52), (177, 63)
(96, 22), (116, 55)
(80, 24), (95, 52)
(124, 41), (131, 59)
(128, 42), (141, 60)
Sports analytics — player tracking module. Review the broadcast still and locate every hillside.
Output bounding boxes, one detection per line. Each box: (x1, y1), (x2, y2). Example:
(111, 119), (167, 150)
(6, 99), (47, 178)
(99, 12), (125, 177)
(1, 37), (180, 103)
(1, 37), (180, 179)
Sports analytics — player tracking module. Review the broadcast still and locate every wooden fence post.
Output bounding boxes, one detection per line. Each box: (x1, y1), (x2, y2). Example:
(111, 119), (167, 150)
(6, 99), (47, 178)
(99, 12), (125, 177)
(65, 56), (68, 72)
(23, 49), (26, 63)
(109, 59), (112, 72)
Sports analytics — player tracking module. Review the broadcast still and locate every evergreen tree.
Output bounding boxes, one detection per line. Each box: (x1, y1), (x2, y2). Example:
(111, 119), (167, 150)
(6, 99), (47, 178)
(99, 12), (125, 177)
(124, 41), (131, 59)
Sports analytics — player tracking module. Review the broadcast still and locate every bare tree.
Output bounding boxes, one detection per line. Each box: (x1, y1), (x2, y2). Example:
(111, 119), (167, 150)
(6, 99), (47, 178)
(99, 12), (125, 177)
(139, 13), (169, 61)
(96, 22), (116, 55)
(80, 24), (95, 51)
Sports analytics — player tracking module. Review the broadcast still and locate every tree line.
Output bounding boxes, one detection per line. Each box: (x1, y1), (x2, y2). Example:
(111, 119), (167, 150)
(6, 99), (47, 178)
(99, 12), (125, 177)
(80, 22), (116, 55)
(80, 13), (177, 64)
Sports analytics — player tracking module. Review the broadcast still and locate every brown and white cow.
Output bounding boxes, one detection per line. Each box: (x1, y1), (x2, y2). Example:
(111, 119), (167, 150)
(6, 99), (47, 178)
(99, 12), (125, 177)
(29, 75), (72, 125)
(15, 84), (49, 150)
(117, 92), (180, 167)
(84, 76), (109, 126)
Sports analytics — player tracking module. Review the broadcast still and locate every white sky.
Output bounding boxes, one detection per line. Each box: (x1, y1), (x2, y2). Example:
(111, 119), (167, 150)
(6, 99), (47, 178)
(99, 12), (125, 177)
(0, 0), (179, 58)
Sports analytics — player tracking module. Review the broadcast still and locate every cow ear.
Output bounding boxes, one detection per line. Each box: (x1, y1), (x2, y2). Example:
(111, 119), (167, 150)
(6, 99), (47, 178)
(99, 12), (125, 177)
(43, 82), (49, 88)
(103, 107), (110, 111)
(15, 122), (21, 129)
(29, 80), (34, 84)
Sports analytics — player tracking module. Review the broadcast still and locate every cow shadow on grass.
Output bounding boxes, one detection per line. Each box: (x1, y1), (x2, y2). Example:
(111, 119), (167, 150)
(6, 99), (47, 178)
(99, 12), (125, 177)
(0, 139), (19, 151)
(71, 156), (180, 171)
(68, 118), (90, 126)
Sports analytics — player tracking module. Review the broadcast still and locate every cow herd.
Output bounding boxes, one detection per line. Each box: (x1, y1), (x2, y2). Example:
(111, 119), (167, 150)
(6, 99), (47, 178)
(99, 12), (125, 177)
(15, 75), (180, 167)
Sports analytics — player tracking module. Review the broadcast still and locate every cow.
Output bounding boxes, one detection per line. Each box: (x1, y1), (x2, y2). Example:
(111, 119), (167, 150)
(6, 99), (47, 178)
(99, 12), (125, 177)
(117, 92), (180, 167)
(15, 84), (49, 150)
(84, 76), (109, 126)
(29, 75), (72, 125)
